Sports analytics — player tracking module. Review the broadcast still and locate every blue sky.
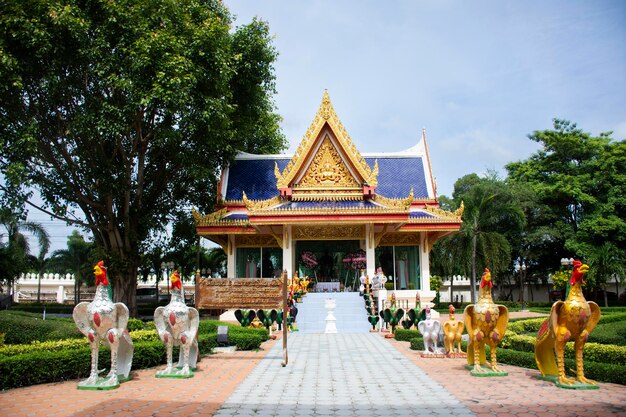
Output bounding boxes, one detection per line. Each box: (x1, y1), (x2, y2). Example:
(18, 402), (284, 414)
(27, 0), (626, 252)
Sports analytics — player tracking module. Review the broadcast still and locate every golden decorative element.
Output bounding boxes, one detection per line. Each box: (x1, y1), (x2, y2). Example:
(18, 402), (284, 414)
(243, 192), (283, 212)
(298, 137), (360, 188)
(375, 224), (390, 247)
(291, 191), (363, 201)
(378, 232), (420, 246)
(276, 90), (378, 189)
(270, 233), (283, 248)
(464, 269), (509, 375)
(454, 201), (465, 218)
(373, 189), (414, 210)
(423, 204), (463, 220)
(535, 261), (601, 386)
(235, 234), (280, 248)
(292, 225), (365, 240)
(196, 278), (283, 310)
(250, 203), (409, 217)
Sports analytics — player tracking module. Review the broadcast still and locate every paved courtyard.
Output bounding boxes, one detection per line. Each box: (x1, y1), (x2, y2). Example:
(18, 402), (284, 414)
(1, 331), (625, 417)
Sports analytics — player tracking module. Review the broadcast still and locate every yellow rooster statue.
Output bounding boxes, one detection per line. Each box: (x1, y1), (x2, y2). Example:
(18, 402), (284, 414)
(535, 260), (600, 389)
(463, 268), (509, 376)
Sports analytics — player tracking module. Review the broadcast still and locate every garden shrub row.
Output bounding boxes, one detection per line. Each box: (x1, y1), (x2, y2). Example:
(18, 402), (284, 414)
(0, 332), (219, 390)
(500, 333), (626, 365)
(394, 329), (422, 342)
(407, 337), (626, 385)
(0, 311), (83, 344)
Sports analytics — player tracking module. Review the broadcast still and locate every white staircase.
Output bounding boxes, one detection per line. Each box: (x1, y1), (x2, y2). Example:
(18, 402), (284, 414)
(295, 292), (371, 333)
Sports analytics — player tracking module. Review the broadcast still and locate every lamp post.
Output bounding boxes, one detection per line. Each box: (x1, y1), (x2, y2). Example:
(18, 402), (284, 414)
(515, 261), (527, 311)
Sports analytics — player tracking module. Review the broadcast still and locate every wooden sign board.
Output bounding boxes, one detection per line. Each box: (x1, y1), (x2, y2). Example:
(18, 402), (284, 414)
(196, 277), (283, 309)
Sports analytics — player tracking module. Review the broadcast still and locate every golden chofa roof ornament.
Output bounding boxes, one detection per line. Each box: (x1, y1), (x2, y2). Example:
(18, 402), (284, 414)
(274, 90), (379, 191)
(424, 201), (465, 221)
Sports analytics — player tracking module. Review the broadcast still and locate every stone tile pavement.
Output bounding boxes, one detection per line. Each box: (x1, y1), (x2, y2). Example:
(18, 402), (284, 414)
(390, 338), (626, 417)
(0, 331), (624, 417)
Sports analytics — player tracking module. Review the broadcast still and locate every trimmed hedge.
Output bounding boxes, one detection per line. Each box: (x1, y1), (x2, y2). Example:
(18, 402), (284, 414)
(409, 337), (424, 351)
(0, 333), (219, 390)
(0, 311), (82, 344)
(394, 329), (421, 342)
(588, 321), (626, 346)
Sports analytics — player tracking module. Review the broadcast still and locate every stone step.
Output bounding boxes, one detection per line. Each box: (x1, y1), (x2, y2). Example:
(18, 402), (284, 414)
(295, 292), (371, 334)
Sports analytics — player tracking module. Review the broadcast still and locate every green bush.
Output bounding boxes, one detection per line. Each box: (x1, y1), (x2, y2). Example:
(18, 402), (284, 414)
(0, 332), (219, 390)
(507, 318), (546, 335)
(409, 337), (424, 351)
(0, 311), (82, 344)
(395, 329), (421, 342)
(127, 318), (145, 332)
(488, 347), (626, 385)
(500, 333), (626, 366)
(10, 303), (75, 314)
(0, 332), (4, 347)
(588, 321), (626, 346)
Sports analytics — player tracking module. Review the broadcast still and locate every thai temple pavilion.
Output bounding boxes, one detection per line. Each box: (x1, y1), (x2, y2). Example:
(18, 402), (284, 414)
(193, 91), (462, 299)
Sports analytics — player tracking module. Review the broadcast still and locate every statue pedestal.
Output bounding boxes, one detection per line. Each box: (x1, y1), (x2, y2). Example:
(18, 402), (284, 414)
(324, 298), (337, 334)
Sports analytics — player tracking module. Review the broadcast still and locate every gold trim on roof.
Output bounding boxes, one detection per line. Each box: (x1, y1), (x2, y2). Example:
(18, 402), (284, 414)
(373, 189), (414, 210)
(249, 205), (410, 216)
(275, 90), (379, 189)
(242, 192), (283, 211)
(292, 225), (365, 240)
(192, 207), (251, 227)
(422, 201), (464, 221)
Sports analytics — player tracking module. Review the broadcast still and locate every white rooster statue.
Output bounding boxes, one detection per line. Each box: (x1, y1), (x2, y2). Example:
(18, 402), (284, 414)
(417, 305), (442, 356)
(154, 270), (199, 378)
(73, 261), (134, 390)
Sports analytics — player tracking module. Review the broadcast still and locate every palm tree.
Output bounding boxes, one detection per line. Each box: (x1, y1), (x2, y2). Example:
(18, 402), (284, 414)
(586, 242), (626, 307)
(48, 231), (94, 303)
(0, 209), (50, 295)
(445, 174), (524, 303)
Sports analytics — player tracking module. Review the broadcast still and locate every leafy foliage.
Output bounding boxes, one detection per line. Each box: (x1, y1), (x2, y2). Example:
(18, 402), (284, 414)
(0, 0), (285, 315)
(0, 311), (82, 344)
(506, 119), (626, 290)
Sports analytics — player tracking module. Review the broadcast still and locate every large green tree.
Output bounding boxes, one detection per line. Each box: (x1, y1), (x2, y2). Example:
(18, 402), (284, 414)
(0, 0), (286, 314)
(431, 173), (524, 303)
(506, 119), (626, 294)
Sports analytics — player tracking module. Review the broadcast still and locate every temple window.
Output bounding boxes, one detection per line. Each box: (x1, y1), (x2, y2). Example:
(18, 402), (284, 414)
(235, 247), (282, 278)
(375, 245), (420, 290)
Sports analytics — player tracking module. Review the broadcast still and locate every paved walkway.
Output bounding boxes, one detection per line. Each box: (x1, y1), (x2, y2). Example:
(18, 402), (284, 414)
(216, 333), (472, 417)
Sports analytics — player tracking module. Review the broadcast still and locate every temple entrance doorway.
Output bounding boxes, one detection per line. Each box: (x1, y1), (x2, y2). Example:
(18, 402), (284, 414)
(295, 240), (362, 292)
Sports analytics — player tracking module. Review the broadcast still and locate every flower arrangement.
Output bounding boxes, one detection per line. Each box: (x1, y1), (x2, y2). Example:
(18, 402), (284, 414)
(342, 250), (366, 270)
(300, 251), (318, 270)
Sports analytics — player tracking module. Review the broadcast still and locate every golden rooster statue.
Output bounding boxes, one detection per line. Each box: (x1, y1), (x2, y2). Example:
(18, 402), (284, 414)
(443, 305), (465, 357)
(535, 260), (600, 388)
(463, 268), (509, 375)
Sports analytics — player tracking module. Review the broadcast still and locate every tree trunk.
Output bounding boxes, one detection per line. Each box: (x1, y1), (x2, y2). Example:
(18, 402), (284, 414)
(112, 262), (139, 317)
(603, 285), (609, 307)
(471, 233), (477, 303)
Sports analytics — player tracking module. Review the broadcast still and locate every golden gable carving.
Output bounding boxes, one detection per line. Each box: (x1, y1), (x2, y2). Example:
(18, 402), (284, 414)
(275, 90), (379, 189)
(298, 137), (360, 188)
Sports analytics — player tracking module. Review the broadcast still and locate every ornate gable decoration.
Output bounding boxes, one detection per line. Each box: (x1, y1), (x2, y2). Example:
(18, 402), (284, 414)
(275, 91), (379, 195)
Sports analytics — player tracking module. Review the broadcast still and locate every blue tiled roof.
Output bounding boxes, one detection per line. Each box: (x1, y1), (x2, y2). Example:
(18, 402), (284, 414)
(224, 213), (249, 221)
(365, 157), (428, 199)
(270, 200), (381, 211)
(224, 158), (290, 201)
(224, 155), (430, 201)
(409, 211), (435, 219)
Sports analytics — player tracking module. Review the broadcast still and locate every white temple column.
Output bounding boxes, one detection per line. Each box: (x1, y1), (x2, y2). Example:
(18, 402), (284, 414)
(365, 223), (376, 279)
(227, 235), (235, 278)
(282, 225), (293, 277)
(419, 232), (432, 294)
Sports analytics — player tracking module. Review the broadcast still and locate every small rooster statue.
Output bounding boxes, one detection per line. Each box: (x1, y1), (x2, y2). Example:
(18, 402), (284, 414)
(418, 305), (443, 356)
(73, 261), (134, 389)
(154, 271), (199, 378)
(381, 292), (404, 338)
(443, 305), (466, 357)
(535, 260), (600, 388)
(463, 268), (509, 375)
